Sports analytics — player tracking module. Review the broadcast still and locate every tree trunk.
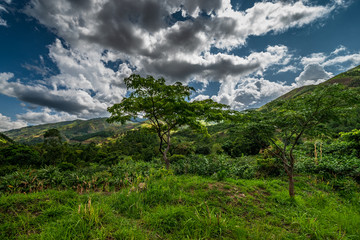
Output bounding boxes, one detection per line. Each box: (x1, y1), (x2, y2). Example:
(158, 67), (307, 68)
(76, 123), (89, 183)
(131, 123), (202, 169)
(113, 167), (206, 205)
(163, 151), (170, 170)
(163, 133), (171, 170)
(288, 172), (295, 198)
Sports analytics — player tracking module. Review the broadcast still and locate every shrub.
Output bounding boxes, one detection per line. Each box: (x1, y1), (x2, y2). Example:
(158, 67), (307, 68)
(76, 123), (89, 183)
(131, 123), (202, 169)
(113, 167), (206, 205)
(58, 162), (76, 172)
(256, 157), (283, 177)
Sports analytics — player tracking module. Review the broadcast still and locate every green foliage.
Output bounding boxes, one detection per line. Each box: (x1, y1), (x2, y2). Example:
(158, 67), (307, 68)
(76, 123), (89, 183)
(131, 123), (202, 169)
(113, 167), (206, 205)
(0, 144), (41, 168)
(58, 162), (77, 172)
(108, 128), (159, 162)
(0, 133), (14, 146)
(168, 154), (186, 163)
(339, 129), (360, 157)
(222, 122), (271, 157)
(107, 74), (230, 168)
(259, 84), (359, 196)
(70, 131), (113, 141)
(172, 154), (258, 179)
(256, 157), (283, 177)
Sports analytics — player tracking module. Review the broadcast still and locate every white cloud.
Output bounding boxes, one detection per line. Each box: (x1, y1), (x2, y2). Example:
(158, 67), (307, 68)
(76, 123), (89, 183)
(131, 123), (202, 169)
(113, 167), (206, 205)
(0, 113), (27, 132)
(323, 53), (360, 68)
(331, 45), (347, 55)
(0, 4), (8, 27)
(212, 76), (296, 110)
(0, 72), (14, 81)
(191, 94), (210, 102)
(24, 0), (338, 77)
(0, 40), (130, 119)
(16, 108), (78, 125)
(300, 53), (327, 65)
(277, 65), (299, 73)
(295, 63), (333, 85)
(0, 0), (348, 127)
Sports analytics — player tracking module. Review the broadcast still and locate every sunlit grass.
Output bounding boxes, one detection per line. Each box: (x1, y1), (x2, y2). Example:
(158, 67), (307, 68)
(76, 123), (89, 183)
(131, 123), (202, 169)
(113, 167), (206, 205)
(1, 175), (359, 239)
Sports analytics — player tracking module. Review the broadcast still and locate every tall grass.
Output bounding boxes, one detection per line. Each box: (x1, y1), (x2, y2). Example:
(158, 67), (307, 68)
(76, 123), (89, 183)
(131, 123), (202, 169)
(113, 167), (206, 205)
(1, 174), (359, 239)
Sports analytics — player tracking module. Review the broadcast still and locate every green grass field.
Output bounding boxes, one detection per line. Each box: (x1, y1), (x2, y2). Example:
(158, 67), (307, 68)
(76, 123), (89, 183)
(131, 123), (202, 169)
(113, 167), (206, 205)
(1, 174), (359, 240)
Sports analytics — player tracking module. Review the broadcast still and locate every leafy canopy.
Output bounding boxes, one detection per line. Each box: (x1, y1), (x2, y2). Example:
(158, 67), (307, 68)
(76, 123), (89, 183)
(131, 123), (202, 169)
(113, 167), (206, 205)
(107, 74), (230, 167)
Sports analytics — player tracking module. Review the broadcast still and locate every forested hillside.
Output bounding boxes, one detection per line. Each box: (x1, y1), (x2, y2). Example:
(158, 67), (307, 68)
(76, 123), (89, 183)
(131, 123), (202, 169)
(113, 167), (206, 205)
(4, 118), (142, 144)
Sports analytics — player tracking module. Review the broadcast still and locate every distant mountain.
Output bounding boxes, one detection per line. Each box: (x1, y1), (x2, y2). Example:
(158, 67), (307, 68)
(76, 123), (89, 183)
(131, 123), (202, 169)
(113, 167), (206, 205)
(3, 118), (141, 144)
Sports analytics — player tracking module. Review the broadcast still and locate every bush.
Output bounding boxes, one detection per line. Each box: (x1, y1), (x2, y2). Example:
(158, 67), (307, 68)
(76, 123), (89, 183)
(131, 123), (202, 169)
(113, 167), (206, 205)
(172, 154), (257, 179)
(58, 162), (76, 172)
(195, 145), (211, 155)
(0, 144), (41, 167)
(169, 154), (186, 163)
(256, 157), (283, 177)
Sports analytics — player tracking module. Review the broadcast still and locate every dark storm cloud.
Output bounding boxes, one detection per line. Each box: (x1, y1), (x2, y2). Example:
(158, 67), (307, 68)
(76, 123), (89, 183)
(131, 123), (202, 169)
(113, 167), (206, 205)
(82, 0), (166, 53)
(206, 60), (261, 79)
(145, 60), (203, 80)
(144, 58), (261, 80)
(66, 0), (92, 9)
(164, 21), (205, 51)
(14, 89), (87, 114)
(211, 17), (237, 38)
(182, 0), (222, 15)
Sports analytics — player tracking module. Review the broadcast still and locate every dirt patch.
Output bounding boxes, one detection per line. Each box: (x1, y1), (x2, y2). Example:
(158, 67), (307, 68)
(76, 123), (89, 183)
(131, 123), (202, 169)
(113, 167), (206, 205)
(208, 182), (246, 203)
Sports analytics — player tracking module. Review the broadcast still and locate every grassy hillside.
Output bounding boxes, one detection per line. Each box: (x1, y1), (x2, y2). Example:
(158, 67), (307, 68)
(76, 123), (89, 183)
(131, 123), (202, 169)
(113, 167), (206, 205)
(1, 174), (359, 239)
(3, 118), (141, 144)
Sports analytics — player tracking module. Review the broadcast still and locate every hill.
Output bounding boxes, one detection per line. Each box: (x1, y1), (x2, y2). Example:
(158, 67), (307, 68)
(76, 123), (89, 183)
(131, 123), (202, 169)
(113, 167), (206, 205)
(3, 118), (141, 144)
(0, 132), (14, 146)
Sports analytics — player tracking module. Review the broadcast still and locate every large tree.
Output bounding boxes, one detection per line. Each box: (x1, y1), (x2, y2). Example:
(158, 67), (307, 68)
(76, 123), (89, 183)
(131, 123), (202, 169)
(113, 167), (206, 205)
(107, 74), (230, 169)
(261, 84), (358, 197)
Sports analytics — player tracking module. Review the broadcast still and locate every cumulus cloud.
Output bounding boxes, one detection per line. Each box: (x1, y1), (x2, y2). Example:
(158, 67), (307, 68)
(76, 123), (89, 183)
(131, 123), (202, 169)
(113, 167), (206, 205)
(16, 108), (78, 125)
(0, 0), (348, 129)
(25, 0), (335, 55)
(0, 40), (130, 119)
(300, 53), (327, 66)
(211, 76), (295, 110)
(208, 44), (360, 110)
(24, 0), (337, 72)
(295, 63), (333, 85)
(0, 113), (27, 132)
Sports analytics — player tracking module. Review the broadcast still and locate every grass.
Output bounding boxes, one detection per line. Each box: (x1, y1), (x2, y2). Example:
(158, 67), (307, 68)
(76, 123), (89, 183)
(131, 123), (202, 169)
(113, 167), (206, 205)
(1, 174), (359, 239)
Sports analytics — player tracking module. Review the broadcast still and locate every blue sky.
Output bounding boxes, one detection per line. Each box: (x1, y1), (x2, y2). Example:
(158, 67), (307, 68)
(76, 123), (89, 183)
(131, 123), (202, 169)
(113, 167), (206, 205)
(1, 0), (360, 131)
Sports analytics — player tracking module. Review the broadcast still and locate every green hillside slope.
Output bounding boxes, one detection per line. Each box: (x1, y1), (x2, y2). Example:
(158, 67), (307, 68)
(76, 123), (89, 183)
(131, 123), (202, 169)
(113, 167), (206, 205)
(3, 118), (141, 144)
(264, 64), (360, 106)
(0, 132), (14, 146)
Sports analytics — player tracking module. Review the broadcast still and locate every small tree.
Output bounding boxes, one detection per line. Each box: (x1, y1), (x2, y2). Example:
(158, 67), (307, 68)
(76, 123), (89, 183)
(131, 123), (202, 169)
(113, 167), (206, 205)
(261, 84), (358, 197)
(43, 128), (63, 165)
(107, 74), (229, 169)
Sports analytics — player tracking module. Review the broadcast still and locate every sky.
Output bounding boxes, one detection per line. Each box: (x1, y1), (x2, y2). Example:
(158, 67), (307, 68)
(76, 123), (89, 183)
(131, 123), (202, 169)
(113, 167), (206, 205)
(1, 0), (360, 132)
